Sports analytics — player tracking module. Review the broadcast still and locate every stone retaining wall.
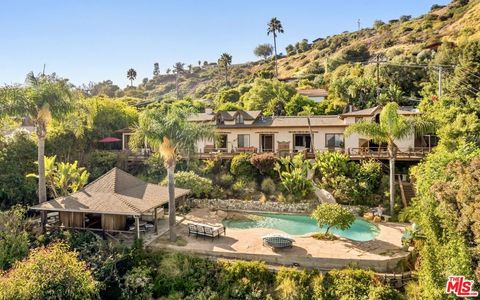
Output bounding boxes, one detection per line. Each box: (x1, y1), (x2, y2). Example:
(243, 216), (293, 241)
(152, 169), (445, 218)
(189, 198), (365, 215)
(189, 198), (315, 214)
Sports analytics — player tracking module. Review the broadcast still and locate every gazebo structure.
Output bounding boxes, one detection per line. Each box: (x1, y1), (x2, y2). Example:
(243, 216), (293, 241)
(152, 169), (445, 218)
(30, 168), (190, 238)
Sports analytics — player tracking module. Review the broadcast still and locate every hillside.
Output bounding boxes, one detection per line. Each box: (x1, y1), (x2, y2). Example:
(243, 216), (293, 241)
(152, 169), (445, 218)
(104, 0), (480, 103)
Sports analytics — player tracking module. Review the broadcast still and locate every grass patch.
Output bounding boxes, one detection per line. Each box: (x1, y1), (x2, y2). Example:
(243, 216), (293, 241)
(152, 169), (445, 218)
(312, 232), (338, 241)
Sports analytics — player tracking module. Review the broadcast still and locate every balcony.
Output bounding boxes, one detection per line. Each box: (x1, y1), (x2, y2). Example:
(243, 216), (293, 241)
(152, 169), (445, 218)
(347, 147), (431, 161)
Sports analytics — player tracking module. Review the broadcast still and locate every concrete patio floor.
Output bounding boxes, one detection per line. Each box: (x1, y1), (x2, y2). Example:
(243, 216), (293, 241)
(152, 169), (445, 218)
(147, 208), (410, 272)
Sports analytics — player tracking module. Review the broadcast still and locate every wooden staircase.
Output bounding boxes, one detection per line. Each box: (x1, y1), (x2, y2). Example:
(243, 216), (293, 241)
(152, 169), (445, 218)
(398, 175), (416, 207)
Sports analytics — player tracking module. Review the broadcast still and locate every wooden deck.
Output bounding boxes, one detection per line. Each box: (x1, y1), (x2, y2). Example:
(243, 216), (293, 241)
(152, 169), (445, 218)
(118, 147), (431, 162)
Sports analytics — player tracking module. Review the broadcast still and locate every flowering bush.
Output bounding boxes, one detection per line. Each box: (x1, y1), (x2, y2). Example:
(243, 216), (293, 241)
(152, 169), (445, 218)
(250, 152), (277, 176)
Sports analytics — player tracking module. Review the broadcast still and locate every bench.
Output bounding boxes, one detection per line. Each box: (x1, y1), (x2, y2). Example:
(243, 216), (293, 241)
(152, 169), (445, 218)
(187, 223), (226, 241)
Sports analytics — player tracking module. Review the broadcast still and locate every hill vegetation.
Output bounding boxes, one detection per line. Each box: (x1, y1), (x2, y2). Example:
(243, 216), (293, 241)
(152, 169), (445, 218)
(87, 0), (480, 113)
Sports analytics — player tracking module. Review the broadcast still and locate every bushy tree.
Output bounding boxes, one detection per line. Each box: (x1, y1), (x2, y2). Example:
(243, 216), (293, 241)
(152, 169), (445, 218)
(311, 203), (355, 234)
(254, 43), (273, 60)
(161, 171), (213, 198)
(240, 78), (296, 115)
(0, 243), (98, 299)
(0, 133), (37, 208)
(230, 153), (257, 178)
(284, 94), (318, 116)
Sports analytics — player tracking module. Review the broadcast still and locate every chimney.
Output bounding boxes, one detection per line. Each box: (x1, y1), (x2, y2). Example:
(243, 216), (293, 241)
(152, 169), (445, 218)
(205, 107), (213, 114)
(348, 104), (354, 112)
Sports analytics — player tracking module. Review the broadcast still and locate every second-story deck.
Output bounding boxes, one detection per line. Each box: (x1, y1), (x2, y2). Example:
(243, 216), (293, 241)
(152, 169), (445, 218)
(194, 147), (431, 161)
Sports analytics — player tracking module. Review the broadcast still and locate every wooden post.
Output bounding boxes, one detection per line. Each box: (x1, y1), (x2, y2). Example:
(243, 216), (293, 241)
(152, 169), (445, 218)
(135, 216), (140, 239)
(154, 208), (158, 234)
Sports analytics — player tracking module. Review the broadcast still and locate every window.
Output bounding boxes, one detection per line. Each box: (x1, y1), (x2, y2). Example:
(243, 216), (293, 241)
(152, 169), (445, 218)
(235, 114), (244, 124)
(237, 134), (250, 148)
(293, 134), (312, 151)
(326, 133), (344, 149)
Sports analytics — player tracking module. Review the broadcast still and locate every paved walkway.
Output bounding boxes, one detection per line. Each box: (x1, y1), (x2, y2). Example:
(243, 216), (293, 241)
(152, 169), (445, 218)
(148, 208), (409, 272)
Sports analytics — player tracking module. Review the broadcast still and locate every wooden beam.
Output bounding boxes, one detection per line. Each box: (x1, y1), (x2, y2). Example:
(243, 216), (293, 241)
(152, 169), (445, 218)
(135, 216), (140, 239)
(154, 208), (158, 234)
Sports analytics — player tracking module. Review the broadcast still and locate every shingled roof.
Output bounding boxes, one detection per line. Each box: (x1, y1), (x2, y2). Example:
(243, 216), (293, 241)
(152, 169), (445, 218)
(30, 168), (190, 216)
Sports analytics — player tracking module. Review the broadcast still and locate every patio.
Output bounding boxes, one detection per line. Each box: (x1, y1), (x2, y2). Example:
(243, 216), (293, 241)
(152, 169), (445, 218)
(148, 208), (410, 272)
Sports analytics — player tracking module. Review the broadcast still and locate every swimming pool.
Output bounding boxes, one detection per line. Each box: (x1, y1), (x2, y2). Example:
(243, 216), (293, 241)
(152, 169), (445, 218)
(223, 213), (379, 241)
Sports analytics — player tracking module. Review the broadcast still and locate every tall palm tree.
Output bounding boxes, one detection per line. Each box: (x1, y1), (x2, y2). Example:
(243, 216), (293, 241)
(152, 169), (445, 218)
(267, 17), (284, 78)
(173, 62), (185, 99)
(130, 107), (213, 241)
(127, 68), (137, 86)
(0, 72), (72, 226)
(299, 106), (315, 153)
(345, 102), (431, 216)
(217, 53), (232, 86)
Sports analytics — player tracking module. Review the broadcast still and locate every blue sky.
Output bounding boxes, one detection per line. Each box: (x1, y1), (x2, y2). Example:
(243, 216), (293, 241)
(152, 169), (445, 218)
(0, 0), (450, 87)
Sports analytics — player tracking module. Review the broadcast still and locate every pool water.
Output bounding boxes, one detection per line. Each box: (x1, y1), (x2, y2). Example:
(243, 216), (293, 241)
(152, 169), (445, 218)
(223, 213), (379, 241)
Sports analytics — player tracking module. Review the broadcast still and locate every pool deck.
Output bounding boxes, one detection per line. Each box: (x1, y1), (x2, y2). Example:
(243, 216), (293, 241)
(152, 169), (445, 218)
(147, 208), (410, 272)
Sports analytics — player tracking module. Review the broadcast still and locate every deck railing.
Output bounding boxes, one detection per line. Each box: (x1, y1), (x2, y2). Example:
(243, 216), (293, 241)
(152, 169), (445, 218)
(348, 147), (431, 159)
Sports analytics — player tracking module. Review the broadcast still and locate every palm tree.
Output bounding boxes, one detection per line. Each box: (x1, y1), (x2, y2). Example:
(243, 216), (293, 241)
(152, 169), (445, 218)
(299, 106), (315, 153)
(0, 72), (72, 226)
(130, 107), (213, 241)
(345, 102), (431, 216)
(218, 53), (232, 86)
(127, 68), (137, 86)
(267, 17), (284, 78)
(173, 62), (185, 99)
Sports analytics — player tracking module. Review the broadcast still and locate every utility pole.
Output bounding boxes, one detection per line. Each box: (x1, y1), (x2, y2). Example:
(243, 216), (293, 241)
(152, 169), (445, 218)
(376, 55), (381, 98)
(438, 66), (443, 97)
(357, 19), (361, 31)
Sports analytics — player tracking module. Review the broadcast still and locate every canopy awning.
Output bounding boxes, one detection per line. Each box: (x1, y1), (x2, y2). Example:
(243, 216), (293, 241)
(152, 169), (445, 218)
(98, 137), (122, 143)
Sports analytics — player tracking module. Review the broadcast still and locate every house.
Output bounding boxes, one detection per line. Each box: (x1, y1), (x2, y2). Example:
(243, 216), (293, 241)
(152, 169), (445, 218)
(297, 88), (329, 102)
(30, 167), (190, 238)
(189, 106), (435, 161)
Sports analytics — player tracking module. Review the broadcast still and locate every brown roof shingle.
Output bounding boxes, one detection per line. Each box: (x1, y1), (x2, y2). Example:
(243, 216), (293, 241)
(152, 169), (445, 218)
(30, 168), (190, 216)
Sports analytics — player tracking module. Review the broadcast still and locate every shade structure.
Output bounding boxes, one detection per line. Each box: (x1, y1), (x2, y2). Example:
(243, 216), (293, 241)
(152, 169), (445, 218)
(98, 136), (122, 143)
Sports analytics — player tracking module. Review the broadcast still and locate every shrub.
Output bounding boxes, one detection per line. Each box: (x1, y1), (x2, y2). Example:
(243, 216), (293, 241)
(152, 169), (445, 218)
(152, 252), (220, 298)
(0, 243), (98, 300)
(140, 152), (166, 182)
(260, 177), (276, 195)
(86, 150), (118, 180)
(357, 160), (382, 194)
(217, 173), (234, 188)
(218, 260), (273, 299)
(275, 267), (312, 300)
(232, 178), (257, 198)
(161, 171), (213, 198)
(0, 133), (37, 208)
(311, 204), (355, 234)
(321, 268), (376, 299)
(314, 151), (350, 179)
(122, 266), (153, 300)
(250, 152), (277, 175)
(0, 206), (30, 270)
(312, 232), (337, 241)
(230, 153), (257, 178)
(368, 285), (403, 300)
(274, 154), (313, 198)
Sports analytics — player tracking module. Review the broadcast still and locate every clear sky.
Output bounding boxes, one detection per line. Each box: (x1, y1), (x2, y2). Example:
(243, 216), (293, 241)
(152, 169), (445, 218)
(0, 0), (450, 87)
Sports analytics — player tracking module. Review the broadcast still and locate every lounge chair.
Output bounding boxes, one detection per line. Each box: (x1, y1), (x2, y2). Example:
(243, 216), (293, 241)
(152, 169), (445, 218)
(262, 234), (294, 250)
(187, 222), (226, 240)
